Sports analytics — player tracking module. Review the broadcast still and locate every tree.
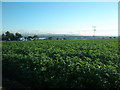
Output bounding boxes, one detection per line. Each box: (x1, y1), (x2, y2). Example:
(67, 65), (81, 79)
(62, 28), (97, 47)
(33, 35), (39, 40)
(63, 38), (66, 40)
(48, 37), (52, 40)
(9, 33), (15, 41)
(5, 31), (15, 41)
(2, 31), (23, 41)
(15, 33), (22, 41)
(27, 36), (33, 40)
(2, 34), (6, 40)
(5, 31), (11, 41)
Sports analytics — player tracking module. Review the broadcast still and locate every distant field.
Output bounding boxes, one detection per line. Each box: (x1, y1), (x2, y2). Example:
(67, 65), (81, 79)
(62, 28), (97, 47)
(2, 39), (120, 88)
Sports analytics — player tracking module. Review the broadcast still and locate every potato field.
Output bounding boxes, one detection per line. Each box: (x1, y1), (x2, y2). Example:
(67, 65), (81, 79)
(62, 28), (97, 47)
(2, 39), (120, 89)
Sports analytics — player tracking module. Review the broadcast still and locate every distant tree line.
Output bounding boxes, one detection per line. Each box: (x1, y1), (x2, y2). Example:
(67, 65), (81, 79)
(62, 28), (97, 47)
(2, 31), (23, 41)
(2, 31), (40, 41)
(2, 31), (67, 41)
(24, 35), (39, 40)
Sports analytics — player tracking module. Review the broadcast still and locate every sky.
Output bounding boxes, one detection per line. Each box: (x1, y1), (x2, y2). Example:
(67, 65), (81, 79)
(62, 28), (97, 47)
(2, 2), (118, 36)
(2, 0), (120, 2)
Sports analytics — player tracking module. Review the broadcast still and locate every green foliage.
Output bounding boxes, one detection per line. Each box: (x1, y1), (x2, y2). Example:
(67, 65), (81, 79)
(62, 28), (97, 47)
(15, 33), (23, 41)
(2, 31), (23, 41)
(2, 39), (120, 88)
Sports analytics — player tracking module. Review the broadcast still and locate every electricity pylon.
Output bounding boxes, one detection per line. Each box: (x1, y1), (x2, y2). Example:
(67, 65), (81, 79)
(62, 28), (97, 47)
(92, 26), (96, 38)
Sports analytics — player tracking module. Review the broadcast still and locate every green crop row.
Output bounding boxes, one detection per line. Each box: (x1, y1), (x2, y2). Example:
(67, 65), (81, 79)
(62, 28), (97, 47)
(2, 39), (120, 88)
